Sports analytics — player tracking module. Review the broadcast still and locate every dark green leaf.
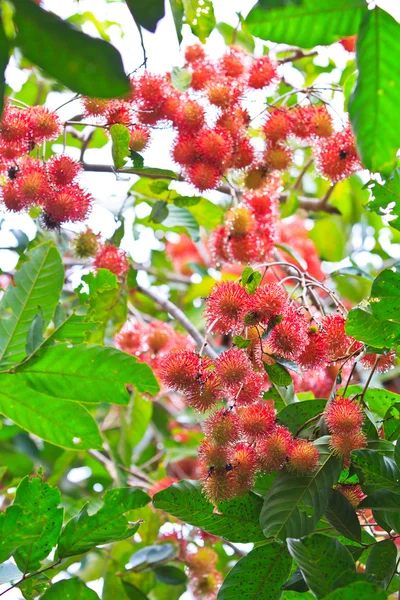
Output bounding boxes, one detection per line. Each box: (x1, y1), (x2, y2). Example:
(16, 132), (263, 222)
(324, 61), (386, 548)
(394, 436), (400, 469)
(245, 271), (262, 294)
(282, 569), (309, 593)
(25, 311), (44, 357)
(0, 373), (103, 450)
(58, 487), (150, 558)
(260, 451), (341, 540)
(287, 535), (355, 599)
(40, 578), (100, 599)
(0, 242), (63, 369)
(383, 403), (400, 441)
(16, 343), (159, 401)
(277, 400), (326, 434)
(322, 582), (388, 599)
(130, 544), (176, 571)
(153, 480), (265, 543)
(110, 124), (130, 170)
(130, 150), (145, 169)
(370, 264), (400, 324)
(13, 476), (63, 573)
(18, 573), (50, 599)
(169, 0), (184, 43)
(0, 22), (9, 119)
(233, 336), (252, 349)
(13, 0), (130, 97)
(366, 539), (397, 588)
(351, 449), (399, 495)
(345, 307), (400, 348)
(244, 0), (366, 48)
(264, 361), (292, 387)
(367, 171), (400, 231)
(349, 8), (400, 175)
(150, 200), (169, 224)
(359, 489), (400, 534)
(183, 0), (216, 43)
(154, 565), (187, 585)
(217, 543), (292, 600)
(171, 66), (191, 91)
(325, 489), (362, 542)
(125, 0), (165, 32)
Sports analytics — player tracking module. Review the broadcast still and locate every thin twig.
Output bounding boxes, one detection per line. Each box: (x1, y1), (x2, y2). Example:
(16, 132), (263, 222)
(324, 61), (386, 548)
(278, 49), (318, 64)
(0, 560), (62, 597)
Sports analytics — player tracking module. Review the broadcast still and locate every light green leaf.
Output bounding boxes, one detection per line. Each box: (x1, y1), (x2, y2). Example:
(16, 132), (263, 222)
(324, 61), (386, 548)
(58, 487), (150, 558)
(0, 242), (63, 369)
(25, 312), (44, 356)
(349, 8), (400, 175)
(216, 22), (255, 53)
(161, 205), (200, 241)
(16, 343), (159, 402)
(0, 20), (9, 119)
(370, 263), (400, 324)
(365, 539), (397, 588)
(183, 0), (216, 43)
(40, 578), (100, 599)
(171, 66), (191, 92)
(125, 167), (179, 179)
(244, 0), (366, 48)
(130, 394), (153, 446)
(0, 373), (103, 450)
(13, 476), (63, 573)
(367, 171), (400, 231)
(186, 199), (224, 230)
(260, 450), (341, 540)
(345, 308), (400, 348)
(153, 480), (265, 543)
(111, 124), (130, 170)
(217, 543), (292, 600)
(13, 0), (130, 98)
(309, 216), (347, 262)
(287, 535), (355, 599)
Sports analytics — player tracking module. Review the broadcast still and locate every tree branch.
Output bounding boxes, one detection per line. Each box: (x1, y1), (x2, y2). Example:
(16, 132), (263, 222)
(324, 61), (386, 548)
(136, 284), (217, 359)
(278, 49), (318, 64)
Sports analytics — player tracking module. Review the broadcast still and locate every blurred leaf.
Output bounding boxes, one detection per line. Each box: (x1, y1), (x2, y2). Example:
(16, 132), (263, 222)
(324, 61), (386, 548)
(19, 573), (51, 599)
(58, 488), (150, 558)
(233, 336), (252, 349)
(0, 504), (44, 563)
(367, 171), (400, 231)
(0, 20), (9, 119)
(349, 8), (400, 175)
(161, 205), (200, 241)
(244, 0), (366, 48)
(130, 394), (153, 446)
(154, 565), (187, 585)
(309, 216), (347, 262)
(40, 578), (100, 599)
(169, 0), (184, 43)
(216, 22), (255, 53)
(149, 200), (169, 224)
(183, 0), (216, 42)
(365, 539), (397, 588)
(125, 0), (165, 32)
(171, 66), (191, 91)
(13, 0), (130, 97)
(111, 124), (130, 170)
(125, 167), (179, 179)
(130, 544), (176, 571)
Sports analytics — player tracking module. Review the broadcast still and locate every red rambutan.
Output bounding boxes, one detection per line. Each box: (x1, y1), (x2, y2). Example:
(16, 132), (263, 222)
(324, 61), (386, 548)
(189, 60), (215, 91)
(225, 206), (254, 236)
(45, 184), (92, 223)
(245, 283), (289, 327)
(219, 48), (246, 78)
(215, 347), (252, 387)
(324, 397), (364, 433)
(264, 143), (293, 171)
(186, 373), (221, 413)
(185, 44), (206, 64)
(330, 429), (367, 457)
(47, 154), (81, 186)
(206, 79), (242, 108)
(196, 127), (233, 167)
(28, 106), (61, 142)
(268, 305), (309, 361)
(234, 371), (265, 406)
(175, 100), (205, 132)
(205, 280), (249, 334)
(336, 483), (366, 508)
(105, 100), (132, 126)
(263, 108), (292, 142)
(297, 329), (329, 370)
(203, 408), (241, 446)
(137, 73), (166, 107)
(230, 136), (255, 169)
(248, 56), (277, 89)
(237, 401), (276, 440)
(257, 425), (293, 472)
(128, 124), (151, 152)
(228, 442), (257, 492)
(217, 107), (250, 137)
(0, 106), (31, 141)
(314, 126), (361, 182)
(322, 313), (358, 361)
(198, 439), (230, 468)
(1, 182), (26, 212)
(225, 233), (261, 264)
(146, 322), (172, 352)
(81, 97), (110, 117)
(361, 350), (396, 373)
(287, 440), (319, 474)
(171, 134), (198, 166)
(158, 350), (201, 391)
(186, 162), (221, 191)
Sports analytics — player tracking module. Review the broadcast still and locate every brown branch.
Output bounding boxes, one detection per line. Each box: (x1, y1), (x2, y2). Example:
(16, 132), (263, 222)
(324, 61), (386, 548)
(136, 284), (217, 359)
(278, 49), (318, 64)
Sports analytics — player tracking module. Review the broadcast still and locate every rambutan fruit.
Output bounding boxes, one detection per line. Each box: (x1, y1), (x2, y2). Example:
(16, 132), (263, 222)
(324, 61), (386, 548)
(268, 305), (309, 361)
(186, 373), (221, 413)
(242, 185), (280, 223)
(115, 322), (143, 355)
(201, 468), (233, 502)
(187, 548), (218, 575)
(191, 570), (223, 600)
(44, 184), (92, 224)
(234, 371), (265, 406)
(313, 126), (361, 182)
(72, 228), (99, 258)
(209, 225), (230, 265)
(310, 105), (333, 138)
(336, 483), (366, 508)
(257, 425), (293, 472)
(297, 329), (329, 370)
(263, 108), (292, 142)
(324, 397), (364, 433)
(291, 106), (314, 140)
(361, 350), (396, 373)
(245, 283), (289, 327)
(105, 100), (132, 126)
(146, 322), (171, 352)
(137, 104), (165, 126)
(203, 408), (241, 446)
(158, 350), (201, 391)
(171, 134), (198, 166)
(28, 106), (61, 142)
(228, 442), (257, 492)
(237, 401), (276, 440)
(339, 35), (357, 53)
(16, 159), (51, 206)
(205, 280), (249, 334)
(128, 124), (151, 152)
(81, 97), (110, 117)
(230, 136), (255, 169)
(186, 162), (221, 191)
(244, 166), (270, 190)
(1, 181), (25, 212)
(93, 243), (129, 277)
(219, 48), (246, 78)
(330, 429), (367, 457)
(217, 108), (250, 137)
(225, 206), (253, 236)
(198, 439), (230, 468)
(196, 127), (234, 167)
(215, 347), (252, 388)
(206, 79), (242, 108)
(184, 43), (206, 64)
(175, 100), (205, 132)
(189, 60), (215, 91)
(322, 313), (356, 361)
(0, 139), (29, 162)
(226, 233), (261, 264)
(248, 56), (277, 89)
(161, 92), (182, 123)
(0, 106), (31, 141)
(264, 143), (293, 171)
(137, 73), (166, 107)
(287, 440), (319, 474)
(47, 154), (81, 186)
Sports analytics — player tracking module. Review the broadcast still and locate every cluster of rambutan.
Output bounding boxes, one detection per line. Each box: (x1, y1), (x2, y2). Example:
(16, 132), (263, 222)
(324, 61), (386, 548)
(324, 396), (366, 463)
(186, 546), (222, 600)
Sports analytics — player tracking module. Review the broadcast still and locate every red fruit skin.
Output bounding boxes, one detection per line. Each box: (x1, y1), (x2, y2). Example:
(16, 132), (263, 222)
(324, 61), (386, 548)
(339, 35), (357, 53)
(47, 155), (81, 186)
(28, 106), (61, 142)
(186, 162), (221, 192)
(248, 56), (277, 89)
(205, 280), (250, 335)
(44, 184), (92, 224)
(158, 350), (201, 391)
(215, 347), (252, 388)
(268, 305), (309, 361)
(263, 108), (292, 142)
(203, 408), (241, 446)
(287, 440), (319, 474)
(184, 44), (206, 64)
(324, 397), (364, 433)
(195, 127), (234, 167)
(237, 401), (276, 440)
(257, 425), (293, 472)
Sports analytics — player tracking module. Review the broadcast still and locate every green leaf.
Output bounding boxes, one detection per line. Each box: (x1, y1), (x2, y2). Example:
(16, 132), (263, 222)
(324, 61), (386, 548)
(353, 387), (400, 419)
(345, 308), (400, 348)
(216, 22), (255, 53)
(13, 476), (63, 573)
(359, 489), (400, 534)
(111, 124), (130, 170)
(0, 242), (63, 369)
(233, 336), (252, 349)
(18, 572), (50, 599)
(260, 451), (342, 540)
(25, 311), (44, 356)
(395, 436), (400, 470)
(153, 480), (265, 543)
(244, 0), (366, 48)
(40, 578), (100, 599)
(169, 0), (184, 43)
(264, 361), (292, 387)
(125, 0), (165, 32)
(57, 487), (150, 558)
(370, 264), (400, 324)
(383, 403), (400, 441)
(186, 198), (224, 230)
(366, 539), (397, 588)
(0, 373), (103, 450)
(287, 535), (355, 599)
(309, 216), (347, 262)
(171, 66), (191, 92)
(13, 1), (129, 98)
(44, 313), (98, 346)
(0, 21), (9, 119)
(322, 582), (388, 600)
(217, 543), (292, 600)
(349, 8), (400, 175)
(150, 200), (169, 224)
(183, 0), (216, 43)
(17, 343), (159, 402)
(161, 205), (200, 241)
(154, 565), (187, 586)
(130, 393), (153, 446)
(277, 399), (326, 434)
(325, 489), (362, 542)
(125, 167), (179, 179)
(0, 505), (44, 564)
(351, 449), (399, 495)
(367, 171), (400, 231)
(130, 544), (176, 571)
